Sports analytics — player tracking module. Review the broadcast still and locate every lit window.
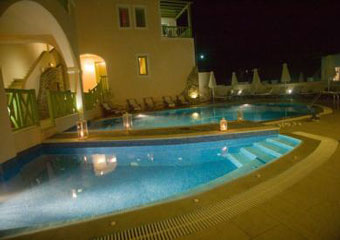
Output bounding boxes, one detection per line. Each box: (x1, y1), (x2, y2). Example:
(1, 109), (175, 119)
(135, 7), (146, 28)
(137, 56), (148, 76)
(118, 7), (130, 28)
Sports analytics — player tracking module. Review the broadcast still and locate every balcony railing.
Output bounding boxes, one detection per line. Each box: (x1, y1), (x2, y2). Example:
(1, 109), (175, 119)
(162, 26), (192, 38)
(6, 89), (39, 130)
(47, 90), (77, 119)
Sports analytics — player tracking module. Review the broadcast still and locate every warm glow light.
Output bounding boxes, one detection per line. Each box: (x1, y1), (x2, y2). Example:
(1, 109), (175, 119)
(92, 154), (118, 176)
(238, 90), (242, 95)
(84, 62), (95, 73)
(190, 91), (198, 99)
(220, 118), (228, 131)
(123, 113), (133, 130)
(71, 189), (77, 199)
(287, 89), (293, 94)
(192, 112), (200, 120)
(77, 120), (89, 139)
(138, 56), (148, 75)
(237, 110), (244, 121)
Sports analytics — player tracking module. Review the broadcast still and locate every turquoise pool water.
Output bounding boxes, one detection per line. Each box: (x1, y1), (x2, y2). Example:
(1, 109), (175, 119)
(0, 134), (300, 235)
(83, 103), (311, 131)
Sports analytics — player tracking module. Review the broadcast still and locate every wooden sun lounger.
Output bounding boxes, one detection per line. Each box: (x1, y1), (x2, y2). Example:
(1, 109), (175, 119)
(143, 97), (156, 110)
(176, 95), (190, 106)
(163, 96), (176, 108)
(127, 98), (142, 112)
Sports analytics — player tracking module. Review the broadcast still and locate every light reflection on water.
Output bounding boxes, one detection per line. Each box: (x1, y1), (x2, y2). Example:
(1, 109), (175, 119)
(82, 103), (311, 131)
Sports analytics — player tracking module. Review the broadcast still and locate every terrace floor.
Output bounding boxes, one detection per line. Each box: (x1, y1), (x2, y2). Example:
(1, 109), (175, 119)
(5, 101), (340, 240)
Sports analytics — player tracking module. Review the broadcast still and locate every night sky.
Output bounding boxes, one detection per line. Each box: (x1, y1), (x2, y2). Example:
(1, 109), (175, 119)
(190, 0), (340, 84)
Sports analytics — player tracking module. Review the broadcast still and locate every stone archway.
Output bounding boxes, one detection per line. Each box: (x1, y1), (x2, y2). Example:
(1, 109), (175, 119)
(0, 0), (84, 111)
(80, 54), (108, 92)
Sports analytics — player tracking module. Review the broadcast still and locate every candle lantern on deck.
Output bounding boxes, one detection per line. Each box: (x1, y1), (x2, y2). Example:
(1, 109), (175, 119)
(237, 110), (244, 121)
(220, 118), (228, 131)
(77, 120), (89, 139)
(123, 113), (133, 130)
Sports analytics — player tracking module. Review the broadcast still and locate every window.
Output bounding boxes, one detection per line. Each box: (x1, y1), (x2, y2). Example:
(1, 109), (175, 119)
(134, 7), (146, 28)
(334, 67), (340, 81)
(118, 7), (130, 28)
(137, 56), (148, 76)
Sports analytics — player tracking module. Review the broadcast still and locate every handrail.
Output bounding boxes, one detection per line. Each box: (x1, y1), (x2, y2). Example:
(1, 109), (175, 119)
(20, 48), (58, 89)
(5, 89), (39, 130)
(162, 26), (192, 38)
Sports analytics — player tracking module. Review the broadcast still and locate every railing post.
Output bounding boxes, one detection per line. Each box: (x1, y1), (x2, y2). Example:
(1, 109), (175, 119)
(15, 91), (24, 129)
(30, 89), (40, 126)
(46, 90), (55, 125)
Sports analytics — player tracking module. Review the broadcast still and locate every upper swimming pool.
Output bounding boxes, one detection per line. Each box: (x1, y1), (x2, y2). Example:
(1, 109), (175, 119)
(78, 103), (311, 131)
(0, 133), (300, 236)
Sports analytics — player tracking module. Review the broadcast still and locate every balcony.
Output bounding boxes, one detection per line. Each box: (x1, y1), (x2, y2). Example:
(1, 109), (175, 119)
(162, 26), (192, 38)
(160, 0), (193, 38)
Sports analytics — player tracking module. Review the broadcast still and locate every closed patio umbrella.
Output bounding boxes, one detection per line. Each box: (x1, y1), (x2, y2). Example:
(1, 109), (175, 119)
(298, 72), (304, 83)
(252, 68), (262, 93)
(231, 72), (238, 87)
(281, 63), (291, 84)
(208, 71), (217, 101)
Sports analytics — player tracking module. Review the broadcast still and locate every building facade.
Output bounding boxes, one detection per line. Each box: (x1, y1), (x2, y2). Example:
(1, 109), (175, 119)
(0, 0), (196, 163)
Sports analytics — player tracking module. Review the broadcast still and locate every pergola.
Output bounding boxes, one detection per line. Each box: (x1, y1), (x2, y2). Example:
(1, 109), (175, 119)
(160, 0), (192, 26)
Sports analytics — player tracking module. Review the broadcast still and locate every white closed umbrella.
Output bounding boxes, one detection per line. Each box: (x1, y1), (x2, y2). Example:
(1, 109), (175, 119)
(252, 68), (262, 92)
(208, 71), (217, 101)
(281, 63), (291, 83)
(231, 72), (238, 87)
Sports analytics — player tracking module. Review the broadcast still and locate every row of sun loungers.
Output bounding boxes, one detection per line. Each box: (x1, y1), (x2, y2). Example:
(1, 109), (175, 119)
(101, 95), (191, 115)
(127, 95), (190, 112)
(219, 86), (320, 99)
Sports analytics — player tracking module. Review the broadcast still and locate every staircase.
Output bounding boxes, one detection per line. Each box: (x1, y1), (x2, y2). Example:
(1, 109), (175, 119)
(226, 135), (299, 169)
(8, 79), (24, 89)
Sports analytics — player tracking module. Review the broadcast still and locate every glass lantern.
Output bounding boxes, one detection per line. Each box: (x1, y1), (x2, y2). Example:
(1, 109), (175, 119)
(237, 110), (244, 121)
(77, 120), (89, 139)
(220, 118), (228, 131)
(123, 113), (133, 130)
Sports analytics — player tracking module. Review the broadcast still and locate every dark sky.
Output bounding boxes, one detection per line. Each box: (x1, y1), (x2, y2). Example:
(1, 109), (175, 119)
(191, 0), (340, 84)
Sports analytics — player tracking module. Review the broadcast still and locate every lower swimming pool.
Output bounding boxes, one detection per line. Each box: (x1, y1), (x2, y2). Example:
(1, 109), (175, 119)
(77, 102), (312, 131)
(0, 133), (300, 236)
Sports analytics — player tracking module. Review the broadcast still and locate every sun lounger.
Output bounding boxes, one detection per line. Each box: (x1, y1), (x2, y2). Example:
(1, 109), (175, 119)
(176, 95), (190, 106)
(101, 103), (123, 116)
(143, 97), (156, 110)
(127, 98), (142, 112)
(163, 96), (176, 108)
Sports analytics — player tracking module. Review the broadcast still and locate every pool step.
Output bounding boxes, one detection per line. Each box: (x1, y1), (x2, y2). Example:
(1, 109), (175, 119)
(226, 159), (264, 178)
(279, 134), (301, 145)
(226, 152), (253, 168)
(254, 142), (286, 158)
(241, 146), (275, 163)
(266, 138), (294, 150)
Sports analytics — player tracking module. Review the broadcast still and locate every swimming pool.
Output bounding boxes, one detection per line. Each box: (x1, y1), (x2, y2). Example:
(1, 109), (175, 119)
(80, 103), (311, 131)
(0, 133), (300, 235)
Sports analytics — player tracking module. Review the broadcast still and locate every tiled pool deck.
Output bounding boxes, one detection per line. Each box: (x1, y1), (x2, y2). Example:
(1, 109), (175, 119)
(3, 105), (340, 240)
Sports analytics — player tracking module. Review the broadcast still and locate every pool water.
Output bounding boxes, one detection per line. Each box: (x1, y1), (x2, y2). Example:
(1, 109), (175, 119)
(81, 103), (311, 131)
(0, 134), (300, 234)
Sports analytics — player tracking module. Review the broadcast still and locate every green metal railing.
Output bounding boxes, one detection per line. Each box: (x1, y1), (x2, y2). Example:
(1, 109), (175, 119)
(84, 81), (104, 110)
(6, 89), (39, 131)
(47, 90), (77, 119)
(162, 26), (192, 38)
